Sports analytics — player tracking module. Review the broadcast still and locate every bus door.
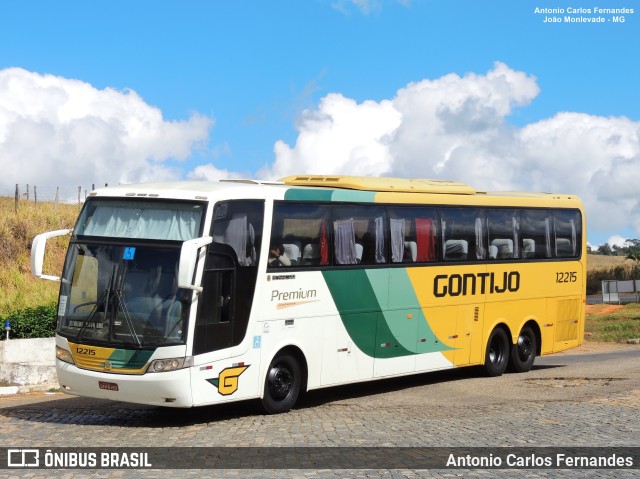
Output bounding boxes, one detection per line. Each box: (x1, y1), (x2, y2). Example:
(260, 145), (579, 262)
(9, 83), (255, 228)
(193, 245), (236, 353)
(189, 201), (264, 406)
(192, 200), (264, 356)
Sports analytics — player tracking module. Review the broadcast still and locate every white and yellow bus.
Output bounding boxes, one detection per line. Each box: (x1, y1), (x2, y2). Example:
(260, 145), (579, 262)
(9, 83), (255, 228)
(31, 175), (585, 413)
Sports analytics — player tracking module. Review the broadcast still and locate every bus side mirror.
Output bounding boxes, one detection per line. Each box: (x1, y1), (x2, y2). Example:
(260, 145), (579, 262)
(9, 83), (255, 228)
(31, 229), (72, 281)
(178, 236), (213, 292)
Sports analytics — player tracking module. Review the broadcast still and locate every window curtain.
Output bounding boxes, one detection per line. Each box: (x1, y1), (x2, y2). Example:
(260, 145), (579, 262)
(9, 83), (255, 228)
(512, 216), (520, 258)
(319, 220), (329, 265)
(415, 218), (435, 262)
(375, 216), (385, 263)
(475, 217), (485, 260)
(334, 218), (356, 265)
(224, 214), (255, 266)
(545, 217), (552, 257)
(441, 219), (447, 260)
(390, 218), (405, 263)
(571, 219), (577, 255)
(84, 206), (200, 241)
(248, 223), (256, 265)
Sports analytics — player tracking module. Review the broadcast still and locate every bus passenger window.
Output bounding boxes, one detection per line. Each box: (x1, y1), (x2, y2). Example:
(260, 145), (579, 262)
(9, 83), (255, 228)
(270, 203), (330, 268)
(212, 201), (264, 267)
(332, 205), (387, 266)
(554, 210), (581, 258)
(487, 209), (518, 259)
(388, 207), (438, 263)
(520, 210), (552, 259)
(441, 208), (483, 261)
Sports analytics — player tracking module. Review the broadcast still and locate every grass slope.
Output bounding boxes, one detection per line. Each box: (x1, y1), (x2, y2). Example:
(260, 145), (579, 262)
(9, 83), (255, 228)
(587, 254), (631, 271)
(0, 197), (79, 316)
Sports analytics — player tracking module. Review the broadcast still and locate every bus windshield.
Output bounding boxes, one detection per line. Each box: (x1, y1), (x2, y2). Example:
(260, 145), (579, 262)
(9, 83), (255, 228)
(57, 242), (191, 348)
(56, 199), (206, 348)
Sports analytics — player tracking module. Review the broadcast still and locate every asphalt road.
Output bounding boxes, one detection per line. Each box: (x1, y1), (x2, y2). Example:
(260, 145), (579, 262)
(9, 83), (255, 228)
(1, 343), (639, 478)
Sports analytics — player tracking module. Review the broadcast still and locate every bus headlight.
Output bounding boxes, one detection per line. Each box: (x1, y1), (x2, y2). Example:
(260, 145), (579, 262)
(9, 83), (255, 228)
(148, 356), (193, 373)
(56, 346), (75, 365)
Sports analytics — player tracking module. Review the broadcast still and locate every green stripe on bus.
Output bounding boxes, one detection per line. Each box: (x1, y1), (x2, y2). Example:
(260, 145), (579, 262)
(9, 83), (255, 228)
(284, 189), (334, 201)
(322, 269), (413, 358)
(107, 349), (154, 370)
(330, 190), (377, 203)
(384, 269), (452, 354)
(284, 188), (377, 203)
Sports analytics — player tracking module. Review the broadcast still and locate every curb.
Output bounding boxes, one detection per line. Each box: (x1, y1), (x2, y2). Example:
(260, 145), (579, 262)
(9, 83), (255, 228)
(0, 364), (58, 394)
(0, 386), (19, 396)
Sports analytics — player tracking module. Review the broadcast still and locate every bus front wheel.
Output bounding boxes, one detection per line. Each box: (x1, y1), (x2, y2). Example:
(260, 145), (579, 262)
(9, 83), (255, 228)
(508, 326), (537, 373)
(261, 352), (301, 414)
(483, 327), (510, 377)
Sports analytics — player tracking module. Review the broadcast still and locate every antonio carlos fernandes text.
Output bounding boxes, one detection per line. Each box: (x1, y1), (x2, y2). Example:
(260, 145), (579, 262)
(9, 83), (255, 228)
(447, 453), (634, 468)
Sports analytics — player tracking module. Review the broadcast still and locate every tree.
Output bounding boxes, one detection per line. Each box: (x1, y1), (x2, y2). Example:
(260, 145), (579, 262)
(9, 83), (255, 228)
(626, 239), (640, 255)
(627, 252), (640, 264)
(597, 243), (613, 256)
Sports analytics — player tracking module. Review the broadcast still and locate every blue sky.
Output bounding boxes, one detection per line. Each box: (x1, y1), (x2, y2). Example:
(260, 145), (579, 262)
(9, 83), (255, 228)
(0, 0), (638, 246)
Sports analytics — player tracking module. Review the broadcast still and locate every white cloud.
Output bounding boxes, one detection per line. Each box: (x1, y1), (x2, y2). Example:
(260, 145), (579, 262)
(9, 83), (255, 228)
(187, 164), (245, 182)
(607, 235), (629, 248)
(0, 67), (213, 194)
(387, 62), (540, 189)
(515, 113), (640, 239)
(330, 0), (411, 15)
(330, 0), (382, 15)
(259, 93), (401, 179)
(265, 62), (640, 242)
(3, 65), (638, 243)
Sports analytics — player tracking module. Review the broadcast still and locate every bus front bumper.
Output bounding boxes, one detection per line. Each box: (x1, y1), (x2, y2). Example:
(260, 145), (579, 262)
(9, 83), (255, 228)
(56, 360), (194, 407)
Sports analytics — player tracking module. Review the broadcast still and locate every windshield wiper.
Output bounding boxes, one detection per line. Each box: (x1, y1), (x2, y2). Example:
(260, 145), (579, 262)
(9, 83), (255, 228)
(111, 257), (143, 348)
(114, 289), (142, 348)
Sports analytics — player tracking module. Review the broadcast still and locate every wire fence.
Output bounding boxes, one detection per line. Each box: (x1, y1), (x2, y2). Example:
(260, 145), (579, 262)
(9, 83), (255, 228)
(2, 184), (110, 211)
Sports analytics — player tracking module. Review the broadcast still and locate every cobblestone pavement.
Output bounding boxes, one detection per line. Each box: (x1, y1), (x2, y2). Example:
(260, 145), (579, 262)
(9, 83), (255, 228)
(0, 344), (639, 478)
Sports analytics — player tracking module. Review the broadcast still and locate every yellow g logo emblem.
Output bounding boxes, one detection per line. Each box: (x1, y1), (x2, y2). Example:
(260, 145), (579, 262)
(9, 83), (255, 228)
(208, 365), (249, 396)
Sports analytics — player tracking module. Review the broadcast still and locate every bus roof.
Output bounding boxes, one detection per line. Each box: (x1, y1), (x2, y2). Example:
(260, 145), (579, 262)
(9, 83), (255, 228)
(86, 176), (580, 206)
(87, 180), (282, 200)
(280, 175), (477, 195)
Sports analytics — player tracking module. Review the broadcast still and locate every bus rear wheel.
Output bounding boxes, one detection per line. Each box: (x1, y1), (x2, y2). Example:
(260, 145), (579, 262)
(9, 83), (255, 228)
(483, 327), (509, 377)
(508, 326), (537, 373)
(261, 352), (301, 414)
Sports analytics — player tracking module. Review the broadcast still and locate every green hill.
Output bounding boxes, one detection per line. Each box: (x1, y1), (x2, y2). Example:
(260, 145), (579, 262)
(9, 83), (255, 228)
(0, 197), (79, 316)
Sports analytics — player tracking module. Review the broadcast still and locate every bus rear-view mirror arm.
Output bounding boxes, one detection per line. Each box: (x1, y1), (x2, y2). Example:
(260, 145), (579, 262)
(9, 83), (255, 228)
(31, 229), (72, 282)
(178, 236), (213, 292)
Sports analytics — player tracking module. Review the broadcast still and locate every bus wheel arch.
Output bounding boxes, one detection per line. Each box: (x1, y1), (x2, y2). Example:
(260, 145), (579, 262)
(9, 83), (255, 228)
(483, 324), (511, 377)
(508, 322), (539, 373)
(260, 346), (308, 414)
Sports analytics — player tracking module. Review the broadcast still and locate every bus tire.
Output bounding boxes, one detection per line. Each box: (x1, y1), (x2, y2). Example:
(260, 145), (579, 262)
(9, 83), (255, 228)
(261, 352), (301, 414)
(508, 326), (537, 373)
(483, 327), (510, 377)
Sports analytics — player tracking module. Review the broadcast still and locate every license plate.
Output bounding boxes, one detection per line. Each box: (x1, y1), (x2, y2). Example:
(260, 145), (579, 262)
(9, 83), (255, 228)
(98, 381), (119, 391)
